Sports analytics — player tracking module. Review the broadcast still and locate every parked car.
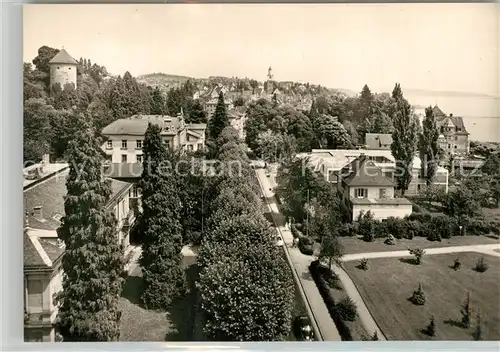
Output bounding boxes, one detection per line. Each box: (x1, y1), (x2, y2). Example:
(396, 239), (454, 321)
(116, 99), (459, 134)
(293, 315), (314, 341)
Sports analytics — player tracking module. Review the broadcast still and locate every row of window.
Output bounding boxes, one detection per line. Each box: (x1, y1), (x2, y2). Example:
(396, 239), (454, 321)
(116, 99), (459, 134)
(121, 154), (142, 163)
(354, 188), (387, 198)
(107, 140), (143, 149)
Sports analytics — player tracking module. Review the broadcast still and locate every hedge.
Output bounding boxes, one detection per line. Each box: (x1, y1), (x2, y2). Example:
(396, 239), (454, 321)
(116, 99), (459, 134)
(299, 236), (314, 255)
(309, 260), (353, 341)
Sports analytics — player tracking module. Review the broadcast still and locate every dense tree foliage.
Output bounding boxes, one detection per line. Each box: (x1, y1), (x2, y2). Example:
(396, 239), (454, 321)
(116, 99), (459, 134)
(390, 83), (419, 195)
(208, 92), (230, 141)
(197, 126), (294, 341)
(419, 106), (441, 185)
(138, 123), (186, 309)
(55, 116), (123, 341)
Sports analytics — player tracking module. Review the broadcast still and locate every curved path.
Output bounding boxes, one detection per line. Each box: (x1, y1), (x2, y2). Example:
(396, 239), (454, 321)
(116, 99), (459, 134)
(258, 166), (500, 342)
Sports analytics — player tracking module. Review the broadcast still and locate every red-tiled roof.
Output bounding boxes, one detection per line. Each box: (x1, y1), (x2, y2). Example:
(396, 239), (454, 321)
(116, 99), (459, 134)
(48, 48), (78, 65)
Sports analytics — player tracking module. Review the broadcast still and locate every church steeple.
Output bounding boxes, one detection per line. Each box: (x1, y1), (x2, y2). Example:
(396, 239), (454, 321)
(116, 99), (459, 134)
(267, 66), (273, 81)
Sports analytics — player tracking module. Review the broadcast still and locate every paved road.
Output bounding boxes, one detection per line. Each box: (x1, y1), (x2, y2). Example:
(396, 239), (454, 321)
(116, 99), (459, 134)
(256, 169), (342, 341)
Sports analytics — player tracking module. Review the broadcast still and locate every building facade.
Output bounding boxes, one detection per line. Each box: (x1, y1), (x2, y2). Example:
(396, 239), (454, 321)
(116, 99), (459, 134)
(101, 113), (207, 164)
(336, 154), (413, 221)
(310, 149), (449, 196)
(432, 106), (470, 155)
(48, 48), (78, 92)
(23, 162), (134, 342)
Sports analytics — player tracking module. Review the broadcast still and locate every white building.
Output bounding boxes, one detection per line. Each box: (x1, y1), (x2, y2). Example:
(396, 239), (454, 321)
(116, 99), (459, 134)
(101, 113), (207, 164)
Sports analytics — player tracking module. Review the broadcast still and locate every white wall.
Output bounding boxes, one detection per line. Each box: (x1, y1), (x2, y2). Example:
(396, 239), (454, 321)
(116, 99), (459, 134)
(352, 203), (412, 221)
(50, 64), (77, 90)
(349, 186), (394, 199)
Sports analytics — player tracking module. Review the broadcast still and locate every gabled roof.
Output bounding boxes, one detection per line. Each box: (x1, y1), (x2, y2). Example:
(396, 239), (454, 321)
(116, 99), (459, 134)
(187, 123), (207, 130)
(432, 105), (446, 118)
(339, 155), (395, 187)
(186, 130), (202, 139)
(48, 48), (78, 65)
(365, 133), (393, 148)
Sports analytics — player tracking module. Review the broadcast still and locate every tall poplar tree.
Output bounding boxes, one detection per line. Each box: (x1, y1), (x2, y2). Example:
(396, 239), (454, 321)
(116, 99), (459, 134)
(139, 123), (186, 310)
(208, 91), (229, 141)
(419, 106), (440, 185)
(390, 83), (418, 195)
(55, 116), (124, 341)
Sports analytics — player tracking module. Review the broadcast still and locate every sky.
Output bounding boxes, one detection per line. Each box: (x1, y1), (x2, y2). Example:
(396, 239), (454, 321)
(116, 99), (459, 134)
(24, 4), (498, 97)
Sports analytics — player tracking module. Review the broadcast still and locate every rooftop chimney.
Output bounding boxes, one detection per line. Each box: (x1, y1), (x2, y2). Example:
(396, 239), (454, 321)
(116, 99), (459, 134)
(33, 206), (43, 221)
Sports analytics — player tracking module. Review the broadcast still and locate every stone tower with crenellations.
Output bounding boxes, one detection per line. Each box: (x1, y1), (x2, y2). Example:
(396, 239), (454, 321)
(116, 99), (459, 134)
(48, 48), (78, 93)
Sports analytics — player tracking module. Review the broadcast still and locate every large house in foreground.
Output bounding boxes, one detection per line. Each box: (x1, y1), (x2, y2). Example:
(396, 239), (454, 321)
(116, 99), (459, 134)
(305, 149), (449, 196)
(101, 113), (207, 163)
(23, 160), (135, 342)
(336, 154), (413, 221)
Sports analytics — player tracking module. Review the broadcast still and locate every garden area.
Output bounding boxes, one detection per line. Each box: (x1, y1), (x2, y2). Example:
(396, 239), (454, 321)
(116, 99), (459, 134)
(343, 252), (500, 340)
(119, 255), (198, 341)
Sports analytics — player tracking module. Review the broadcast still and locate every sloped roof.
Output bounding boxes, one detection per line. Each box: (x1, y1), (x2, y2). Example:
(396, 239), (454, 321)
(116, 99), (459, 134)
(48, 48), (78, 65)
(339, 155), (395, 187)
(365, 133), (393, 148)
(24, 232), (46, 267)
(432, 105), (446, 118)
(351, 197), (412, 205)
(24, 168), (132, 231)
(101, 115), (180, 136)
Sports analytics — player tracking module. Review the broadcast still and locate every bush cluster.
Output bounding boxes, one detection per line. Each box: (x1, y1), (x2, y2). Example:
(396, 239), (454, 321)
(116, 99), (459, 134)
(298, 236), (314, 255)
(309, 260), (353, 341)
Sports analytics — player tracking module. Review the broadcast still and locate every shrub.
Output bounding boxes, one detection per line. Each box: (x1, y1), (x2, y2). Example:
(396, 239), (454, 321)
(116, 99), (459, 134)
(309, 260), (353, 340)
(336, 296), (357, 322)
(452, 257), (461, 270)
(374, 221), (388, 239)
(359, 258), (369, 270)
(409, 247), (426, 265)
(371, 331), (379, 341)
(408, 212), (432, 222)
(488, 220), (500, 235)
(358, 211), (376, 242)
(410, 283), (426, 305)
(474, 257), (489, 272)
(298, 237), (314, 255)
(463, 217), (491, 236)
(412, 203), (421, 213)
(425, 316), (436, 337)
(386, 217), (406, 239)
(384, 234), (396, 245)
(291, 223), (304, 239)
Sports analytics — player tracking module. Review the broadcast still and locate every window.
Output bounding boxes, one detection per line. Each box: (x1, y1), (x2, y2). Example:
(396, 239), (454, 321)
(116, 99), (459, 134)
(454, 145), (457, 149)
(137, 154), (143, 163)
(197, 143), (203, 151)
(121, 140), (127, 149)
(355, 188), (368, 198)
(106, 140), (112, 149)
(136, 140), (142, 149)
(121, 154), (127, 163)
(26, 331), (44, 342)
(417, 184), (422, 192)
(454, 136), (458, 141)
(188, 144), (194, 152)
(27, 280), (43, 313)
(379, 188), (387, 198)
(448, 144), (451, 149)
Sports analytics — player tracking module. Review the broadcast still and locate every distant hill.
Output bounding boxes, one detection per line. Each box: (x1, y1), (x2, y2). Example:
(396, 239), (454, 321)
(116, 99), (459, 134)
(137, 73), (195, 87)
(403, 88), (498, 99)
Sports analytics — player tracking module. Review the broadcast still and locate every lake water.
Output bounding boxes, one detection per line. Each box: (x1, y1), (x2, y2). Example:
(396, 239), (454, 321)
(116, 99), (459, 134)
(405, 92), (499, 143)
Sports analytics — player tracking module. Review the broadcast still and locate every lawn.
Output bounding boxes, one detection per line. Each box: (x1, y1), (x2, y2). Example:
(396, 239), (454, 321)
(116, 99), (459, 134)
(119, 255), (198, 341)
(339, 235), (499, 255)
(343, 252), (500, 340)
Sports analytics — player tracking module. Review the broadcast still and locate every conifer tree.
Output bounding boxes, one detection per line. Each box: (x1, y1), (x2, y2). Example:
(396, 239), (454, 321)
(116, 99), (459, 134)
(55, 116), (124, 341)
(188, 100), (207, 124)
(390, 83), (419, 195)
(208, 91), (229, 141)
(150, 86), (166, 115)
(139, 123), (186, 310)
(419, 106), (440, 185)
